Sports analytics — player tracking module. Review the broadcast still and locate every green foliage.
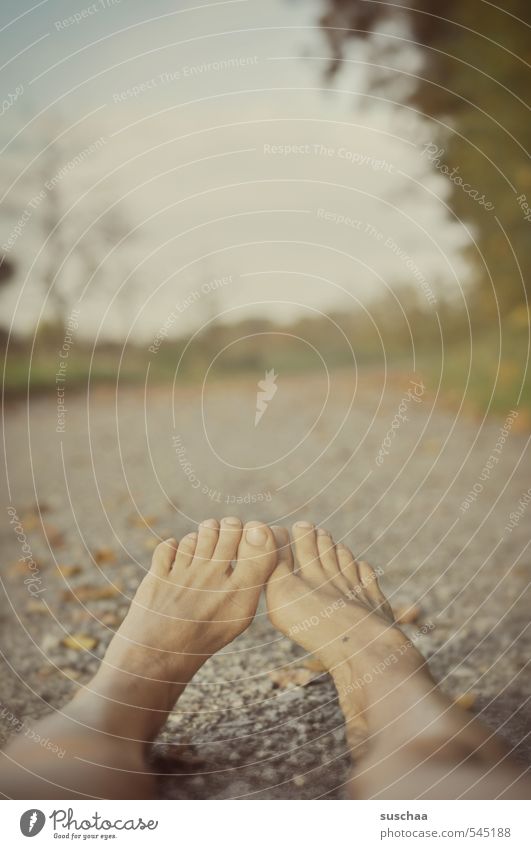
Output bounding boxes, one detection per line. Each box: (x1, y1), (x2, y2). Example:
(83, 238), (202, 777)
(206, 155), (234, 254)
(320, 0), (531, 315)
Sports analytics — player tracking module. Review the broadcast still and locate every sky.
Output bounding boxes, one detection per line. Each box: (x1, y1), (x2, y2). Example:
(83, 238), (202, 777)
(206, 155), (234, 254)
(0, 0), (470, 341)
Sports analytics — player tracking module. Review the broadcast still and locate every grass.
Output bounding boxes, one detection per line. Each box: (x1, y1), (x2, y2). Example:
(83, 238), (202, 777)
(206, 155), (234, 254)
(3, 318), (529, 426)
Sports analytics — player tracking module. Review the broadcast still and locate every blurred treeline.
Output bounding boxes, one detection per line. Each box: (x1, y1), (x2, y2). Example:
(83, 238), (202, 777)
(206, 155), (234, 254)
(2, 1), (530, 419)
(320, 0), (531, 320)
(4, 288), (529, 417)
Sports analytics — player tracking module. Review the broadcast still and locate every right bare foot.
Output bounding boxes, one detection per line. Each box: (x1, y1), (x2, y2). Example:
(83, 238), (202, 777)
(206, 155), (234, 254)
(266, 525), (531, 800)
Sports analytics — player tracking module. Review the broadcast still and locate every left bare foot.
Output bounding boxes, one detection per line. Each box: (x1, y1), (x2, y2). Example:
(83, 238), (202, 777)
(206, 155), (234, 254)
(70, 517), (277, 742)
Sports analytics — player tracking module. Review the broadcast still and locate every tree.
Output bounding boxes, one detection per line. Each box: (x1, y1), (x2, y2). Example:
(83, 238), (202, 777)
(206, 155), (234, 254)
(318, 0), (531, 317)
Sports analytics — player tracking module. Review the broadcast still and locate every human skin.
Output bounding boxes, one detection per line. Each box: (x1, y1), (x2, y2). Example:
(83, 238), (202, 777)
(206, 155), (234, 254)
(0, 518), (528, 800)
(266, 522), (531, 799)
(0, 517), (277, 799)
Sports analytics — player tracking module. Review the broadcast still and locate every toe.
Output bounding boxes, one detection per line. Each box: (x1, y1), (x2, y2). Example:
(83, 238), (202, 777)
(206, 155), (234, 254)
(231, 521), (277, 591)
(151, 538), (177, 575)
(191, 518), (219, 565)
(358, 560), (394, 618)
(316, 528), (351, 594)
(213, 516), (243, 570)
(292, 521), (323, 584)
(336, 542), (362, 591)
(172, 531), (198, 570)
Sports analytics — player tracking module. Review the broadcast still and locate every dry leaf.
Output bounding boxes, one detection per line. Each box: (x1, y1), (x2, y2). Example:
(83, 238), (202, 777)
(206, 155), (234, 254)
(20, 513), (41, 531)
(57, 564), (82, 577)
(26, 599), (48, 615)
(128, 514), (159, 528)
(8, 560), (34, 577)
(394, 603), (421, 624)
(99, 611), (122, 627)
(62, 584), (121, 603)
(44, 524), (65, 547)
(92, 547), (117, 565)
(454, 692), (477, 711)
(62, 633), (98, 651)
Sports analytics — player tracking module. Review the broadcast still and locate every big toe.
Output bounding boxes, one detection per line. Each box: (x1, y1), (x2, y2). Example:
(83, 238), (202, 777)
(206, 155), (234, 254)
(231, 521), (277, 591)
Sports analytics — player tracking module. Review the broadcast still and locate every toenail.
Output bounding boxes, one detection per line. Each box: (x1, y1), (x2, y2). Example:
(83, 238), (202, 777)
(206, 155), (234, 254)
(316, 528), (329, 536)
(245, 524), (268, 546)
(223, 516), (241, 526)
(201, 518), (218, 528)
(295, 521), (313, 528)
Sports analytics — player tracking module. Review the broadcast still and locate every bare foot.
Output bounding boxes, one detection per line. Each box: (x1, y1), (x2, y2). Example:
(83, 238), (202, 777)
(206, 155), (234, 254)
(69, 517), (277, 743)
(266, 523), (431, 742)
(0, 518), (278, 799)
(266, 525), (531, 799)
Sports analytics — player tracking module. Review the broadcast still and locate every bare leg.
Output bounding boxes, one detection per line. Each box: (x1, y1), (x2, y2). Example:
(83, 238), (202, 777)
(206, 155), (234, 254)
(0, 518), (277, 799)
(266, 523), (531, 799)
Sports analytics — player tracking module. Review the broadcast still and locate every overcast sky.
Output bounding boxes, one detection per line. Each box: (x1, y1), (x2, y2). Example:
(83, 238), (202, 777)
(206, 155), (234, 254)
(0, 0), (470, 341)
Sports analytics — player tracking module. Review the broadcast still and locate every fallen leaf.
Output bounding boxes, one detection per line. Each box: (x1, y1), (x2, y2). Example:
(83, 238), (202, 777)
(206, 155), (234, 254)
(8, 559), (35, 577)
(62, 633), (98, 651)
(454, 692), (477, 711)
(99, 611), (122, 627)
(44, 524), (65, 547)
(26, 599), (48, 615)
(394, 603), (421, 624)
(61, 667), (81, 681)
(19, 513), (41, 531)
(56, 564), (82, 577)
(92, 547), (116, 565)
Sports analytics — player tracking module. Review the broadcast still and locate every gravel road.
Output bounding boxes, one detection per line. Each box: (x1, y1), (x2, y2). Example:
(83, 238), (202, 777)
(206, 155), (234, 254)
(1, 370), (530, 798)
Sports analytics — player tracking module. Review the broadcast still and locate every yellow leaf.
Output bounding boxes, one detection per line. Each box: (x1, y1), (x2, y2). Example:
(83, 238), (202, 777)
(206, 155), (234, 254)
(62, 633), (98, 651)
(92, 547), (116, 565)
(57, 564), (82, 577)
(62, 584), (121, 602)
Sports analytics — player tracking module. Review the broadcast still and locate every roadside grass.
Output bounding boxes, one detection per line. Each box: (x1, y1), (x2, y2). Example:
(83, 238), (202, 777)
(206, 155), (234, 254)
(3, 322), (529, 426)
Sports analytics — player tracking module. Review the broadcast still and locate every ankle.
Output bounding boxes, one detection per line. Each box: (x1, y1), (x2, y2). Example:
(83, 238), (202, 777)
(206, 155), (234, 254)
(332, 649), (440, 742)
